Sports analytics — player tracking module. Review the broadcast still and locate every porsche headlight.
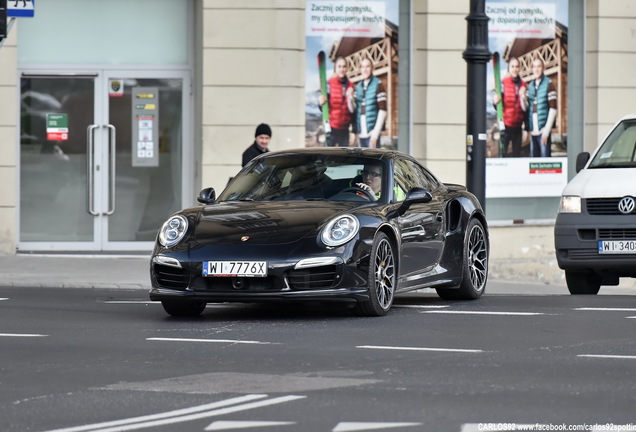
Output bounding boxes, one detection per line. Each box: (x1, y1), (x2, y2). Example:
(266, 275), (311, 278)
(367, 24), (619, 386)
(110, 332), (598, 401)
(559, 196), (581, 213)
(158, 215), (188, 247)
(321, 215), (359, 247)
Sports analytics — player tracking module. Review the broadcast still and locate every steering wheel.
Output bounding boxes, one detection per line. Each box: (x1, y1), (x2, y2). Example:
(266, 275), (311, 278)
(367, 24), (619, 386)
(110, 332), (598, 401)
(340, 186), (375, 201)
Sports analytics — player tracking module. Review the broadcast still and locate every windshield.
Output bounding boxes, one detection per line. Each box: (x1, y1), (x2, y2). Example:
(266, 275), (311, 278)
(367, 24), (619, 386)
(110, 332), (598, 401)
(218, 154), (387, 203)
(589, 119), (636, 168)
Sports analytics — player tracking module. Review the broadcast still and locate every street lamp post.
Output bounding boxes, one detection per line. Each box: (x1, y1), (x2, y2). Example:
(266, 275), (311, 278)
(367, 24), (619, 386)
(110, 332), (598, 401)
(462, 0), (490, 212)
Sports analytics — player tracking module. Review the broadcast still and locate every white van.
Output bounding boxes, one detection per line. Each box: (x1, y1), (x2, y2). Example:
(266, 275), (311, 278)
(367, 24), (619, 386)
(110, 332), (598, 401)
(554, 114), (636, 294)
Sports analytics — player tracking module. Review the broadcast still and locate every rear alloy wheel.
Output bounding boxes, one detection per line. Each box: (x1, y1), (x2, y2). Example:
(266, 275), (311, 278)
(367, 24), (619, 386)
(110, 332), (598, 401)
(356, 232), (396, 316)
(565, 270), (601, 295)
(161, 300), (207, 317)
(436, 218), (488, 300)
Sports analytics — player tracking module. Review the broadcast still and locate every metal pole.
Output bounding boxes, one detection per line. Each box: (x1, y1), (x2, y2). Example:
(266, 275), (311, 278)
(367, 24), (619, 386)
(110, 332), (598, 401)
(462, 0), (490, 212)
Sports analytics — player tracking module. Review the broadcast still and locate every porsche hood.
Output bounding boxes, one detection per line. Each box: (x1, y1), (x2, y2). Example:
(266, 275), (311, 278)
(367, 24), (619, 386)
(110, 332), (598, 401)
(188, 201), (357, 245)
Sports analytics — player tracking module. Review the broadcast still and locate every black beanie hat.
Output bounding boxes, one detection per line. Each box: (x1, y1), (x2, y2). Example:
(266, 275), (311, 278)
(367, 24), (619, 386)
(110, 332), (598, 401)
(255, 123), (272, 138)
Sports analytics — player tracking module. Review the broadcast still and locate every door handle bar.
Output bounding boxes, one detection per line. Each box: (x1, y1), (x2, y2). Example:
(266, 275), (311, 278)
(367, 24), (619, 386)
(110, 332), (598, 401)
(105, 124), (116, 215)
(86, 124), (99, 215)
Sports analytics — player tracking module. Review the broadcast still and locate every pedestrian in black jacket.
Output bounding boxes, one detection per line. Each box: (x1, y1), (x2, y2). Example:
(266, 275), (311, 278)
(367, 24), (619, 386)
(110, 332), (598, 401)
(242, 123), (272, 166)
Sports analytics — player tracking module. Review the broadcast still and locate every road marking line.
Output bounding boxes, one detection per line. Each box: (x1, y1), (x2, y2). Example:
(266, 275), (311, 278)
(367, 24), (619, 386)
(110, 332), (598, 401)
(393, 305), (449, 309)
(147, 337), (279, 345)
(42, 394), (268, 432)
(578, 354), (636, 360)
(575, 307), (636, 312)
(103, 301), (159, 304)
(206, 420), (295, 430)
(0, 333), (47, 337)
(421, 310), (543, 316)
(358, 345), (483, 353)
(333, 422), (423, 431)
(86, 395), (306, 432)
(0, 298), (8, 301)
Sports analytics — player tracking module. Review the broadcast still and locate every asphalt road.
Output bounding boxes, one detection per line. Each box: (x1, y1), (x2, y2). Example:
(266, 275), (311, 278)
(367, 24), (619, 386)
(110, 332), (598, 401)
(1, 285), (636, 432)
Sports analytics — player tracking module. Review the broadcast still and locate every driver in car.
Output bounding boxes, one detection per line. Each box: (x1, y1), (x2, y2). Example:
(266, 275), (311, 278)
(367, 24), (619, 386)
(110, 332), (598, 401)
(355, 163), (382, 200)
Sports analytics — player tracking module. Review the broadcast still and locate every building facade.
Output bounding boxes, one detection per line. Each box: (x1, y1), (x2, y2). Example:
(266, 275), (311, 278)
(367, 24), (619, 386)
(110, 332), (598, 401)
(0, 1), (634, 279)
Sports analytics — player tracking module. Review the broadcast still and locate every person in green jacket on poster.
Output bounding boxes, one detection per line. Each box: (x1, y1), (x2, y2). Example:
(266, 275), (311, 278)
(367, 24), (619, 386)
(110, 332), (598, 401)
(351, 57), (387, 149)
(526, 58), (557, 157)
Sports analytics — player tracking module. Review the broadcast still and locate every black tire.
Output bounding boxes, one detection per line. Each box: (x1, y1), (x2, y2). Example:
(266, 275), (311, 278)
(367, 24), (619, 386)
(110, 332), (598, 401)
(565, 270), (601, 295)
(355, 232), (397, 316)
(436, 218), (488, 300)
(161, 300), (207, 317)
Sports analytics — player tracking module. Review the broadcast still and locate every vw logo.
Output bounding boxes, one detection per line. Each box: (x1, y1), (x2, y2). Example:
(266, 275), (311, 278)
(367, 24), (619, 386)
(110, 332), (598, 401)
(618, 196), (635, 214)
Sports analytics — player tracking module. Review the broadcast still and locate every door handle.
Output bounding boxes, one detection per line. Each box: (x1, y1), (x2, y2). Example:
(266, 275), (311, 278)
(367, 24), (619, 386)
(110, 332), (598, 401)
(86, 124), (99, 215)
(105, 124), (116, 215)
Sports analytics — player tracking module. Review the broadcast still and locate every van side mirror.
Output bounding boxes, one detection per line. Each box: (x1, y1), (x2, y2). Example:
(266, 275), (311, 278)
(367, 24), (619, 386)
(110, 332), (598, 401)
(575, 152), (590, 173)
(197, 187), (216, 204)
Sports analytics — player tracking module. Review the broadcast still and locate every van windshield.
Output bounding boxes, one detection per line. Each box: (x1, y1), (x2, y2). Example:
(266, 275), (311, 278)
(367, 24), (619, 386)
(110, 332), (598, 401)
(589, 119), (636, 168)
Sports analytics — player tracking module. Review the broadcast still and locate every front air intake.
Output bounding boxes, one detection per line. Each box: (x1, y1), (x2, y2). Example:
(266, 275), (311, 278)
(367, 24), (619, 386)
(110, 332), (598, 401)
(153, 264), (190, 289)
(288, 265), (338, 290)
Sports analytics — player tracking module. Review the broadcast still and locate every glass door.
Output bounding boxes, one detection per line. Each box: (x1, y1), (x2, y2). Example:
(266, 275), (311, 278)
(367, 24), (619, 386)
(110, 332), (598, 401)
(20, 75), (99, 249)
(19, 71), (189, 252)
(101, 72), (186, 250)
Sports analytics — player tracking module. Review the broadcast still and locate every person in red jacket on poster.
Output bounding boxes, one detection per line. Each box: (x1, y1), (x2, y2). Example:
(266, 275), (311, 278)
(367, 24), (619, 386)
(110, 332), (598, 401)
(493, 57), (527, 157)
(318, 56), (355, 147)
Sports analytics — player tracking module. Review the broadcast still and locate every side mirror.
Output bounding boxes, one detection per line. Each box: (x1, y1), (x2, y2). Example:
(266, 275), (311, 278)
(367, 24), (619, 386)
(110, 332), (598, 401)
(404, 187), (433, 205)
(387, 187), (432, 219)
(575, 152), (590, 173)
(197, 187), (216, 204)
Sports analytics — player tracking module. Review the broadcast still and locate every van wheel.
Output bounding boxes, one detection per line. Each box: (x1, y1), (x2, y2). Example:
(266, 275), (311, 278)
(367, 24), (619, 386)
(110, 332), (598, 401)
(565, 270), (601, 295)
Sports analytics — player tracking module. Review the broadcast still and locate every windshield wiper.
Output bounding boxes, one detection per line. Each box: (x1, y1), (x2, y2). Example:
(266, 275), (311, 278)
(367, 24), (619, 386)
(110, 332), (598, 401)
(590, 162), (636, 169)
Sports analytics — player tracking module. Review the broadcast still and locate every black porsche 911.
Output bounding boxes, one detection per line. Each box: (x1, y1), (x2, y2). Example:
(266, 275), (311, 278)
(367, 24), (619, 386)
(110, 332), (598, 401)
(149, 147), (488, 317)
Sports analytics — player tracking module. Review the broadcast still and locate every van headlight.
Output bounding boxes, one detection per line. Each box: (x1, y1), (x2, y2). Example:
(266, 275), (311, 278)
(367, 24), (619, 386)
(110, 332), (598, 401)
(321, 215), (359, 247)
(559, 196), (581, 213)
(159, 215), (188, 247)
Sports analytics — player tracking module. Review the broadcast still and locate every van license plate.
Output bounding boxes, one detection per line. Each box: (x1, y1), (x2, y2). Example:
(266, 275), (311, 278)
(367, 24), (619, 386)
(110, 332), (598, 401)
(598, 241), (636, 254)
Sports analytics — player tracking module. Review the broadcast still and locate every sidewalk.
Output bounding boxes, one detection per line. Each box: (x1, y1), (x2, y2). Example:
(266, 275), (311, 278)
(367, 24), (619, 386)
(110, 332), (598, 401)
(0, 254), (151, 290)
(1, 253), (635, 296)
(0, 253), (566, 294)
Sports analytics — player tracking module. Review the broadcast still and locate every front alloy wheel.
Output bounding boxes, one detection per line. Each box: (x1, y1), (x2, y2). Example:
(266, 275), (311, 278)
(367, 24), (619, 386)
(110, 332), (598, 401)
(356, 232), (396, 316)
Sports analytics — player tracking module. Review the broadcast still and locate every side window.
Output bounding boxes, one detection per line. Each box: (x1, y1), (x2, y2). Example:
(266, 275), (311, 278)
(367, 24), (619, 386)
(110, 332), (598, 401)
(393, 159), (438, 200)
(416, 165), (439, 191)
(393, 160), (410, 201)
